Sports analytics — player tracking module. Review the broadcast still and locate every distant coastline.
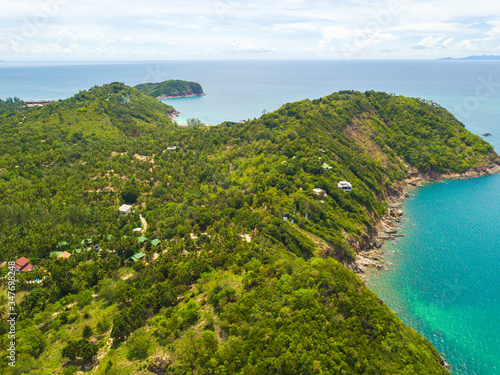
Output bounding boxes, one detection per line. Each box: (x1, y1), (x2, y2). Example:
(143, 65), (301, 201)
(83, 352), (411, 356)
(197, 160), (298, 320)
(438, 55), (500, 61)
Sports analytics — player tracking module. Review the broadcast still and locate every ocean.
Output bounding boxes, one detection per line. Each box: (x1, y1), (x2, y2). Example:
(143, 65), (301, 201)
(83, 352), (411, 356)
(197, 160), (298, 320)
(1, 60), (499, 374)
(366, 175), (500, 375)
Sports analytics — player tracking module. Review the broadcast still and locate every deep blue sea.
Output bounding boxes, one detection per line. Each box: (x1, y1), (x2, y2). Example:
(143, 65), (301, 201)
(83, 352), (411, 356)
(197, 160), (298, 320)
(1, 60), (499, 374)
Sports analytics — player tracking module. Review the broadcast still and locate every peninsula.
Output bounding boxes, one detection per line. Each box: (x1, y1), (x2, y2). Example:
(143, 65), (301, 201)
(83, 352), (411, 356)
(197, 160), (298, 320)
(0, 85), (497, 374)
(134, 79), (204, 99)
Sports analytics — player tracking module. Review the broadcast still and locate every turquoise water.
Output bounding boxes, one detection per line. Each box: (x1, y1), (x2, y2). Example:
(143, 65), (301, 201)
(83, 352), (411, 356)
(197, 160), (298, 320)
(366, 176), (500, 374)
(1, 60), (499, 373)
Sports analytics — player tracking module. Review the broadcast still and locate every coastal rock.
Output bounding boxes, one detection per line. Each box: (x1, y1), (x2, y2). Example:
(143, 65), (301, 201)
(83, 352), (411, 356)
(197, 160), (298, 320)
(374, 241), (383, 248)
(379, 233), (394, 240)
(355, 255), (375, 267)
(389, 202), (403, 209)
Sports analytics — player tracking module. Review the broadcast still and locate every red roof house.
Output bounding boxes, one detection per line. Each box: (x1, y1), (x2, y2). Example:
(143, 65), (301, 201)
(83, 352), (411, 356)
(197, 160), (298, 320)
(14, 257), (33, 272)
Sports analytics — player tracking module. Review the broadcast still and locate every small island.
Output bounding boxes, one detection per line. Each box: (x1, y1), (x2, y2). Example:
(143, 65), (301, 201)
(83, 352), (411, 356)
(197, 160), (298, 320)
(134, 79), (204, 99)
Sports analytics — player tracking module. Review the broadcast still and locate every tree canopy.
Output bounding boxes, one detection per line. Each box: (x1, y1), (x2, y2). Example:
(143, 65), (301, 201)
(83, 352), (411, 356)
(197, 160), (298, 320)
(0, 86), (496, 374)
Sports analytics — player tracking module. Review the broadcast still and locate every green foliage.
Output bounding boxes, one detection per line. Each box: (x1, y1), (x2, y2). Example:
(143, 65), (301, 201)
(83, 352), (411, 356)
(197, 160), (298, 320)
(77, 289), (93, 308)
(62, 366), (78, 375)
(62, 338), (98, 362)
(0, 86), (495, 374)
(16, 324), (46, 358)
(186, 118), (204, 127)
(82, 324), (93, 339)
(121, 184), (140, 204)
(170, 258), (448, 374)
(125, 327), (156, 360)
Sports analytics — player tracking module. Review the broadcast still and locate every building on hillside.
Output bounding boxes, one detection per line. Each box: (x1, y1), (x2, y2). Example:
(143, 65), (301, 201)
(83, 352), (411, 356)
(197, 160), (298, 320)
(322, 163), (333, 171)
(58, 251), (72, 259)
(129, 252), (145, 262)
(338, 181), (353, 192)
(14, 257), (34, 273)
(166, 146), (177, 151)
(151, 239), (161, 247)
(119, 204), (132, 215)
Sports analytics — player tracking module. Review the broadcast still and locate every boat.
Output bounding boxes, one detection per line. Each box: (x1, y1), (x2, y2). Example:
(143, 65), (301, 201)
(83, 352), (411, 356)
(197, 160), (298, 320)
(482, 132), (492, 136)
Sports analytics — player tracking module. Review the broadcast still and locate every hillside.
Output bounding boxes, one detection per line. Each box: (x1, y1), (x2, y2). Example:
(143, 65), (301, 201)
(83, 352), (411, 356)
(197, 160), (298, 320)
(0, 88), (498, 374)
(135, 80), (204, 99)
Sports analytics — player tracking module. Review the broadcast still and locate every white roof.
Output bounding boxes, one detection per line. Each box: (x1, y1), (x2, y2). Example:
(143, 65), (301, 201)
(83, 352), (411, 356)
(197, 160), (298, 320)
(119, 204), (132, 212)
(338, 181), (352, 187)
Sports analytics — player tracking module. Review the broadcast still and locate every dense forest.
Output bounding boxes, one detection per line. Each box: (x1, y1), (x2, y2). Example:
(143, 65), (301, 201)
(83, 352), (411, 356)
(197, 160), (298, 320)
(0, 83), (497, 374)
(135, 80), (204, 98)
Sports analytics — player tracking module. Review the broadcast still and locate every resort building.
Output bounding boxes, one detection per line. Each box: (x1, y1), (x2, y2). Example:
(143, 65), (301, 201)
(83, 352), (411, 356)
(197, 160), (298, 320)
(129, 252), (146, 262)
(14, 257), (34, 273)
(338, 181), (352, 192)
(57, 251), (72, 260)
(119, 204), (132, 215)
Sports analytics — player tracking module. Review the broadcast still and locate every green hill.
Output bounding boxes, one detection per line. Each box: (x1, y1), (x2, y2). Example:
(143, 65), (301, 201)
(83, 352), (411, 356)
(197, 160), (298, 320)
(0, 88), (497, 374)
(135, 80), (204, 99)
(1, 82), (176, 141)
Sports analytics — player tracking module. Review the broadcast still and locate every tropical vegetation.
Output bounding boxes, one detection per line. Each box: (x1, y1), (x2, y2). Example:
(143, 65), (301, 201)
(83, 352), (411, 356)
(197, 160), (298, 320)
(0, 83), (497, 374)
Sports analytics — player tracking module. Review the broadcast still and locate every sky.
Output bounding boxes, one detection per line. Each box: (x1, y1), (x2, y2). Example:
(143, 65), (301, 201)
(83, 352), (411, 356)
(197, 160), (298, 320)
(1, 0), (500, 61)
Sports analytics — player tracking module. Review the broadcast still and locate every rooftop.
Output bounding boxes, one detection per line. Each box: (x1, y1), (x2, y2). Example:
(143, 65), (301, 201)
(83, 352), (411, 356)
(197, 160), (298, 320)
(15, 257), (30, 268)
(130, 252), (146, 262)
(58, 251), (72, 259)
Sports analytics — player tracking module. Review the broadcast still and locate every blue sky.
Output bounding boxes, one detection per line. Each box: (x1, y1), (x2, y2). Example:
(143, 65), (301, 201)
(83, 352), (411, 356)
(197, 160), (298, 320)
(1, 0), (500, 60)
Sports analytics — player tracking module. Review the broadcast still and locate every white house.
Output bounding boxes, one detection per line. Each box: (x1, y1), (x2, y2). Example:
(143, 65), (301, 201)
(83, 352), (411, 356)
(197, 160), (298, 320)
(119, 204), (132, 215)
(338, 181), (352, 192)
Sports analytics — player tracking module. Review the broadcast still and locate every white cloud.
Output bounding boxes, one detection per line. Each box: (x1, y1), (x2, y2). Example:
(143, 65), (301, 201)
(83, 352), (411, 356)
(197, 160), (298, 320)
(414, 36), (445, 49)
(1, 0), (500, 59)
(442, 37), (454, 47)
(228, 41), (277, 54)
(454, 39), (477, 50)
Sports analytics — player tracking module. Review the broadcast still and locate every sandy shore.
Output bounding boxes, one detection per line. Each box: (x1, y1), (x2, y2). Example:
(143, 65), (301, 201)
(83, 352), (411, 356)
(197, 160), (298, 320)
(156, 93), (205, 100)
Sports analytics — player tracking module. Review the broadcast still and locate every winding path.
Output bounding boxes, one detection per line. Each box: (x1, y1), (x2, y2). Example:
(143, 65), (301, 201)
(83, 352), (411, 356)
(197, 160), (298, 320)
(139, 214), (148, 234)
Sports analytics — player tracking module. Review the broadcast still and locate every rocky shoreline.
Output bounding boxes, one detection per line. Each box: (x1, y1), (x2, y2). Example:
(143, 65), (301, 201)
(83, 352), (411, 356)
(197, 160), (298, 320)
(348, 162), (500, 374)
(351, 161), (500, 277)
(167, 109), (180, 121)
